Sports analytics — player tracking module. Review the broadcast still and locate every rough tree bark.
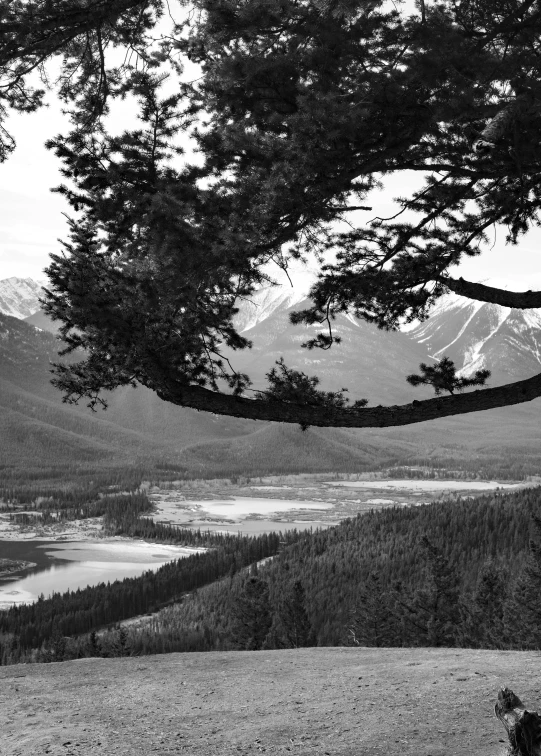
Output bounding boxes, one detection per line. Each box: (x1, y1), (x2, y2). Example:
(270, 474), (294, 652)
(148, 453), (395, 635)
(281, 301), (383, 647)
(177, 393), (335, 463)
(150, 369), (541, 428)
(473, 93), (535, 154)
(442, 277), (541, 309)
(495, 688), (541, 756)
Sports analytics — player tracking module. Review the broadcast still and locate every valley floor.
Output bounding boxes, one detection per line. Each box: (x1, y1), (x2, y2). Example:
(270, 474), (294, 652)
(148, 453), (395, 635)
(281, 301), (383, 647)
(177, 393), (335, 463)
(0, 647), (539, 756)
(0, 474), (529, 542)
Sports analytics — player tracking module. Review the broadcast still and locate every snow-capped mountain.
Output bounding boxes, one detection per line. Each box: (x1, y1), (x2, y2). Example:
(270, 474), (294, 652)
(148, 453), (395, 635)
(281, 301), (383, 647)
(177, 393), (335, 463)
(8, 275), (541, 391)
(409, 293), (541, 384)
(233, 284), (309, 333)
(3, 274), (309, 333)
(224, 297), (434, 405)
(233, 259), (317, 332)
(0, 277), (44, 319)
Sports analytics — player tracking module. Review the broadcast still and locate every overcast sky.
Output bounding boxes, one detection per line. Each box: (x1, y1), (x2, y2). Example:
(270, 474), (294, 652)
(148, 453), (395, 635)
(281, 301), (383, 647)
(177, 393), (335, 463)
(2, 85), (541, 292)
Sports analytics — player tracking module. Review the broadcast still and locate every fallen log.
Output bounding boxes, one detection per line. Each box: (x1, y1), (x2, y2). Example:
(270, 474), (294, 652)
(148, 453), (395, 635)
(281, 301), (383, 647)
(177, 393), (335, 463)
(495, 688), (541, 756)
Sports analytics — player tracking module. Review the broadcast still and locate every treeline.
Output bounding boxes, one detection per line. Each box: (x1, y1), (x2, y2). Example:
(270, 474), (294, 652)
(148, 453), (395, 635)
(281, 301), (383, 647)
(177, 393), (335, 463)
(10, 491), (152, 526)
(392, 454), (540, 481)
(3, 486), (541, 664)
(0, 527), (305, 663)
(87, 486), (541, 657)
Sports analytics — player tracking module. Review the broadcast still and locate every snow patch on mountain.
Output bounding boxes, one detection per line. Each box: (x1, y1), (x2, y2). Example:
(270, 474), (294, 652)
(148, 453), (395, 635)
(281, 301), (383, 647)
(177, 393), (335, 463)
(343, 312), (360, 328)
(408, 292), (541, 382)
(458, 304), (510, 374)
(0, 277), (44, 319)
(234, 285), (309, 333)
(411, 296), (484, 344)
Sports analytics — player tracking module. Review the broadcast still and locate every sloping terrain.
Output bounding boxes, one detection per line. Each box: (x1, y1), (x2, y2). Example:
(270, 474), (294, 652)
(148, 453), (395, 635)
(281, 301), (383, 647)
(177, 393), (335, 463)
(225, 298), (434, 405)
(0, 277), (43, 319)
(410, 293), (541, 384)
(0, 647), (538, 756)
(0, 307), (428, 476)
(180, 422), (418, 476)
(4, 287), (541, 478)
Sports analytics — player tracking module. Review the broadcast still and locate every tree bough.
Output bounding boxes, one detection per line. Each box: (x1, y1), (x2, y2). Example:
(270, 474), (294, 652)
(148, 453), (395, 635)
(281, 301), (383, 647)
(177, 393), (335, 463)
(151, 369), (541, 428)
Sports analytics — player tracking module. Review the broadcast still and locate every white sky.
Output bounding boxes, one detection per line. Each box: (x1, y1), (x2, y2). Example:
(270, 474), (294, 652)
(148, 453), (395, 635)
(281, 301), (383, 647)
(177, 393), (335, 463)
(2, 63), (541, 291)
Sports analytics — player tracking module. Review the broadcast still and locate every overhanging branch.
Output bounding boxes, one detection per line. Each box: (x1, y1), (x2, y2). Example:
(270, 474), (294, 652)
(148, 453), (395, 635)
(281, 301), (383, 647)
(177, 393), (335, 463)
(442, 276), (541, 308)
(152, 370), (541, 428)
(0, 0), (148, 68)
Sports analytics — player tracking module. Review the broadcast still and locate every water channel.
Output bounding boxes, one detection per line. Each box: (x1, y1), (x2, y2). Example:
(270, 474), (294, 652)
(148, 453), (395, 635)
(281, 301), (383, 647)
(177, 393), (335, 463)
(0, 540), (200, 609)
(0, 480), (526, 608)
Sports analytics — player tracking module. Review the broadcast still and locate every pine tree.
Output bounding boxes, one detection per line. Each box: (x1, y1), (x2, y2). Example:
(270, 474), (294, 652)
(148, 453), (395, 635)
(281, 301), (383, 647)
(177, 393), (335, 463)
(230, 576), (273, 651)
(504, 514), (541, 649)
(50, 630), (68, 662)
(0, 1), (538, 428)
(346, 572), (398, 648)
(460, 560), (508, 649)
(404, 537), (461, 647)
(87, 630), (101, 658)
(272, 581), (315, 649)
(111, 626), (131, 657)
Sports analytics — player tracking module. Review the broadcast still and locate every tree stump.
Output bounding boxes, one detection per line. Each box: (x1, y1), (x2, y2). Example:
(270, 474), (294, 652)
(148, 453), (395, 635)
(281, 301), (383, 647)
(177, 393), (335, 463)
(495, 688), (541, 756)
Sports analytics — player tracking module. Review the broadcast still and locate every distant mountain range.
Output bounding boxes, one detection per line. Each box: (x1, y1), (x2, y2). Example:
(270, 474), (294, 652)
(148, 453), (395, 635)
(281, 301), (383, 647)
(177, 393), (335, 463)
(409, 294), (541, 385)
(2, 276), (541, 479)
(0, 277), (44, 319)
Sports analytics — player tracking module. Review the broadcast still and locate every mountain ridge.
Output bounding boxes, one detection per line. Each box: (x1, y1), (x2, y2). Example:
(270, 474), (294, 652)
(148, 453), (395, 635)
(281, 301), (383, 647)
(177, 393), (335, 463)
(410, 293), (541, 384)
(0, 277), (44, 319)
(3, 278), (541, 479)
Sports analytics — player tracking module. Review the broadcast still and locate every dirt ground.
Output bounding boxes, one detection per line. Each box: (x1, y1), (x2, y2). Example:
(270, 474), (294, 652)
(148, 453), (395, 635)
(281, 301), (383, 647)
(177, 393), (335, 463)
(1, 647), (540, 756)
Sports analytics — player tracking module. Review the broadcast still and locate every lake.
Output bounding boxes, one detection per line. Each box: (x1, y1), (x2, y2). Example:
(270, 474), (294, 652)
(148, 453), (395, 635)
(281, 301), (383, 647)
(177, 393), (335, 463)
(0, 540), (202, 609)
(1, 478), (524, 607)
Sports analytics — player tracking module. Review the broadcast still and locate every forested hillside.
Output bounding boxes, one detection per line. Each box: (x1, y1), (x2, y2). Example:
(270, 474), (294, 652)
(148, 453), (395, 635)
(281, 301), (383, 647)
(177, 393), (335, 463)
(130, 486), (540, 655)
(2, 487), (541, 663)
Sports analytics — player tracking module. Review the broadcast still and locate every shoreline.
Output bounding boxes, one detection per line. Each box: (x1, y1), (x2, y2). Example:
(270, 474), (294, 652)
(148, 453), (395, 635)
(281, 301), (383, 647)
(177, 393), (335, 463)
(0, 559), (37, 577)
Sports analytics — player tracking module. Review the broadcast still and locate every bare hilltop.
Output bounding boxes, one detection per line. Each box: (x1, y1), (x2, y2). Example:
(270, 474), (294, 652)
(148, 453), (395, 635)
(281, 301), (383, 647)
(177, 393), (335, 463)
(1, 647), (540, 756)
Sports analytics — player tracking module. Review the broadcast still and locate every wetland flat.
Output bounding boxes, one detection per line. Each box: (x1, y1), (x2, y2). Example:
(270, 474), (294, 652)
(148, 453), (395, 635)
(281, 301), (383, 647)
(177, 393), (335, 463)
(147, 476), (527, 534)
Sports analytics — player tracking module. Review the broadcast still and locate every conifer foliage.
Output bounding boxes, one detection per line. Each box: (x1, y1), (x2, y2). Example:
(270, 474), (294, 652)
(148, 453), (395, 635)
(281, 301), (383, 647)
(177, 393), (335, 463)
(3, 487), (541, 664)
(3, 0), (541, 427)
(230, 575), (273, 650)
(346, 572), (398, 647)
(504, 513), (541, 648)
(407, 358), (491, 396)
(272, 580), (315, 649)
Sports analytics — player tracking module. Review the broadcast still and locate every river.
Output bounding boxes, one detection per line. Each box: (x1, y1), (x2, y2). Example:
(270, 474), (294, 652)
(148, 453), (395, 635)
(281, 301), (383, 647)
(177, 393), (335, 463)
(0, 540), (202, 609)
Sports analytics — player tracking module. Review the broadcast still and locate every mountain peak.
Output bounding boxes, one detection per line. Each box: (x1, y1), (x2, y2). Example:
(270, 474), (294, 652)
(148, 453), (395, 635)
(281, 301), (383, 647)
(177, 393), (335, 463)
(0, 277), (44, 319)
(409, 292), (541, 383)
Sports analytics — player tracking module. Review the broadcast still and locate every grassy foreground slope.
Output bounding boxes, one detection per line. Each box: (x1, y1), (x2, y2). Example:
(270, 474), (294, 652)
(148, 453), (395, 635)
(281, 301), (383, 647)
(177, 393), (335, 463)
(1, 647), (539, 756)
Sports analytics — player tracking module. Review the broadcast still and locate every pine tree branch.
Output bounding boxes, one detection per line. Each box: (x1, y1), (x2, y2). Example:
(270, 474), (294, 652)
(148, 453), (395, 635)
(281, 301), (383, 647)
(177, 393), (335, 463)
(0, 0), (148, 68)
(471, 0), (540, 49)
(151, 368), (541, 428)
(442, 276), (541, 309)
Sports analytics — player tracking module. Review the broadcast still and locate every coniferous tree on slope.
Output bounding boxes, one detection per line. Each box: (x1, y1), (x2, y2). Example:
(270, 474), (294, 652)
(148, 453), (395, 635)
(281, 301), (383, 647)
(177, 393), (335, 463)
(87, 630), (102, 658)
(403, 537), (461, 647)
(345, 572), (399, 648)
(230, 576), (273, 651)
(459, 560), (509, 649)
(504, 514), (541, 649)
(272, 580), (315, 649)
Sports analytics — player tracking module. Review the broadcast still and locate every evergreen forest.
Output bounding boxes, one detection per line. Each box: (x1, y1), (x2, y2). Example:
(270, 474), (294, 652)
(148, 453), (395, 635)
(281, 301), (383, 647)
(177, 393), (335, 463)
(1, 486), (541, 664)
